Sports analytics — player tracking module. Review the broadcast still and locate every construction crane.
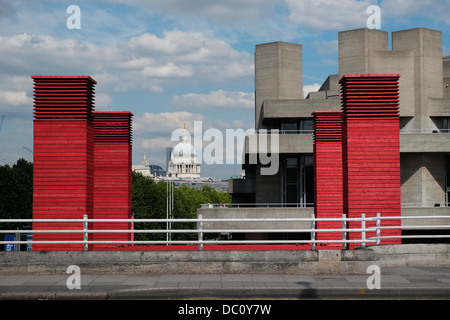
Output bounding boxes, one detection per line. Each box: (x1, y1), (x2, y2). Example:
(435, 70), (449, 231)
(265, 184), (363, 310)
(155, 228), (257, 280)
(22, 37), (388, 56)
(23, 146), (33, 155)
(0, 115), (5, 134)
(0, 116), (5, 165)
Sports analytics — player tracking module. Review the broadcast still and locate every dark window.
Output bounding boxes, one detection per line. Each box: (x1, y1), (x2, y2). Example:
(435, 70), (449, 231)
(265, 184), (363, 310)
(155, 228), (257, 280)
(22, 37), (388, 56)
(280, 120), (313, 134)
(281, 156), (314, 207)
(300, 120), (313, 134)
(443, 118), (450, 133)
(281, 122), (298, 134)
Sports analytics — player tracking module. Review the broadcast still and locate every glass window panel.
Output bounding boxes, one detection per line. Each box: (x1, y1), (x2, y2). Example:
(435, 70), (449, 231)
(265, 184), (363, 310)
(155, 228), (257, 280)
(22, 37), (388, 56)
(300, 120), (313, 133)
(281, 122), (298, 134)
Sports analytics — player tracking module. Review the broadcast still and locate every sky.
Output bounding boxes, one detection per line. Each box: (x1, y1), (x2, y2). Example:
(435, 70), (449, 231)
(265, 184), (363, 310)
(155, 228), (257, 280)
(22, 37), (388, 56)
(0, 0), (449, 180)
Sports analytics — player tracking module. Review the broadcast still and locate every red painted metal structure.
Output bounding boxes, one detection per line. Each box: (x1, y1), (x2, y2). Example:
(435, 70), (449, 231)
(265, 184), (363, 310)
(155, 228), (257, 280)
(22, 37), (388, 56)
(91, 111), (133, 250)
(32, 76), (96, 251)
(340, 74), (402, 248)
(31, 74), (401, 251)
(312, 110), (344, 249)
(32, 76), (134, 251)
(313, 75), (402, 249)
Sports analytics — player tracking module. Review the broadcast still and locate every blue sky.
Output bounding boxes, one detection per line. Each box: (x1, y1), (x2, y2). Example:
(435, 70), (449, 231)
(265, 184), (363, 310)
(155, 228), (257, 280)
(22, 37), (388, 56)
(0, 0), (449, 180)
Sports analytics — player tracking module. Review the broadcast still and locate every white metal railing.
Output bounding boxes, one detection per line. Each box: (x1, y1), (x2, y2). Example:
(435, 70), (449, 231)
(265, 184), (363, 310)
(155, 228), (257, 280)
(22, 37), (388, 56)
(200, 203), (314, 208)
(250, 129), (450, 135)
(201, 202), (449, 208)
(254, 130), (313, 135)
(1, 213), (450, 252)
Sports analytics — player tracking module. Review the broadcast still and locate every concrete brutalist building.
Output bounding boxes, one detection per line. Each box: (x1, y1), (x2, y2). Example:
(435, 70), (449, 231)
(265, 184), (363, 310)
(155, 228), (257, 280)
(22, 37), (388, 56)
(198, 27), (450, 242)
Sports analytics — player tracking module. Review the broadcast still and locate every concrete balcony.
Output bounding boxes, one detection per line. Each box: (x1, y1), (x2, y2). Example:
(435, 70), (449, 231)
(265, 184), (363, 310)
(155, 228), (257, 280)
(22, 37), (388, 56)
(197, 207), (313, 231)
(400, 132), (450, 152)
(261, 99), (340, 125)
(428, 98), (450, 117)
(245, 133), (313, 155)
(243, 130), (450, 155)
(401, 206), (450, 228)
(197, 206), (450, 232)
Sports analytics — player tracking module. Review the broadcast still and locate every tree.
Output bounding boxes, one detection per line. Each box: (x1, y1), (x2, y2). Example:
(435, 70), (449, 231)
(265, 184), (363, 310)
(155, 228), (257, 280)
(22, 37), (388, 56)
(0, 159), (33, 248)
(131, 171), (231, 243)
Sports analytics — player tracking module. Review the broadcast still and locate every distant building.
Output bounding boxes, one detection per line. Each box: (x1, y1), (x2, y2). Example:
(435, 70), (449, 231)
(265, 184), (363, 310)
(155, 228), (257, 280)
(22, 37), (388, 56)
(132, 152), (152, 177)
(165, 147), (172, 171)
(150, 165), (166, 177)
(167, 126), (201, 179)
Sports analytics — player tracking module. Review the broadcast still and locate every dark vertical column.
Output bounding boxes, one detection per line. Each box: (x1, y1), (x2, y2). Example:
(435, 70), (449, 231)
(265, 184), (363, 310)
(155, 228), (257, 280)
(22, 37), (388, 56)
(313, 111), (343, 249)
(32, 76), (96, 251)
(92, 111), (133, 250)
(340, 74), (402, 249)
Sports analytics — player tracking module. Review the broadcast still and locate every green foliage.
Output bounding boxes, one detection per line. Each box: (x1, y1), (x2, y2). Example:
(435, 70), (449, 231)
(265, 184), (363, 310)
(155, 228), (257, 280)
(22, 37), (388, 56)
(0, 159), (33, 231)
(131, 171), (231, 242)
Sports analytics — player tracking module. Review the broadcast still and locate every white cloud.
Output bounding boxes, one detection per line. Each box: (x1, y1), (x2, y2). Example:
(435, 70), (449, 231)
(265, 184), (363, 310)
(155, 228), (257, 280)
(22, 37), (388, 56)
(142, 62), (194, 78)
(286, 0), (375, 30)
(303, 83), (322, 98)
(0, 90), (32, 106)
(170, 90), (254, 111)
(140, 137), (176, 151)
(132, 111), (206, 135)
(127, 30), (254, 81)
(0, 30), (253, 93)
(94, 93), (113, 110)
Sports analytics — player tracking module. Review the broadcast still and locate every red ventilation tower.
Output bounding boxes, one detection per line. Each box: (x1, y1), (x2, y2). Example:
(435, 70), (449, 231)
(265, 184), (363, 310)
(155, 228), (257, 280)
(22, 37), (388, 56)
(32, 76), (96, 251)
(312, 110), (344, 249)
(91, 111), (133, 250)
(340, 74), (402, 248)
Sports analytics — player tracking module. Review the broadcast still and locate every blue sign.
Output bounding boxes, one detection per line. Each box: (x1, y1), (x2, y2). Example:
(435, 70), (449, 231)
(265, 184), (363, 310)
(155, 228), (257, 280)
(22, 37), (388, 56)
(4, 234), (15, 252)
(26, 233), (33, 251)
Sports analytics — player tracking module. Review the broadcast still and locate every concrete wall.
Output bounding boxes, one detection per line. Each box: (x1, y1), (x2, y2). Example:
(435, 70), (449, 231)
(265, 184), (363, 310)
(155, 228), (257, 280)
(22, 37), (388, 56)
(402, 207), (450, 228)
(428, 98), (450, 117)
(1, 244), (448, 275)
(393, 28), (443, 129)
(339, 28), (389, 78)
(245, 134), (313, 155)
(444, 56), (450, 98)
(198, 207), (313, 231)
(368, 50), (415, 116)
(339, 28), (444, 125)
(262, 99), (340, 121)
(400, 134), (450, 152)
(255, 42), (303, 129)
(317, 74), (340, 98)
(401, 153), (447, 206)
